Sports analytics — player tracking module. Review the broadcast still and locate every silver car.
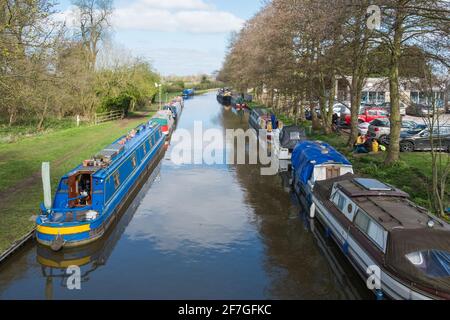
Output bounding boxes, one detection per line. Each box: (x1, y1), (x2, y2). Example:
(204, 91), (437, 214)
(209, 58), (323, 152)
(368, 119), (426, 145)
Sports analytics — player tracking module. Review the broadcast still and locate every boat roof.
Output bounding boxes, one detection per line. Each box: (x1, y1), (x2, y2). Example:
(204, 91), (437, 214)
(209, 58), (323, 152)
(292, 141), (352, 184)
(66, 119), (161, 179)
(319, 174), (449, 232)
(279, 125), (306, 149)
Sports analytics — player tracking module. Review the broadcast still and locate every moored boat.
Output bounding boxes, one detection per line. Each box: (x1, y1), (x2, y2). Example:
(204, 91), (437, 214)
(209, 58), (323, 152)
(36, 119), (166, 250)
(153, 110), (175, 135)
(248, 107), (274, 143)
(163, 97), (184, 121)
(272, 125), (306, 160)
(311, 174), (450, 300)
(217, 88), (232, 105)
(292, 141), (353, 211)
(183, 88), (195, 98)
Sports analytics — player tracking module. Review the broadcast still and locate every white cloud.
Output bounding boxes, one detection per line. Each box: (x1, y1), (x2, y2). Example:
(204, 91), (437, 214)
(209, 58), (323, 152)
(57, 0), (244, 34)
(137, 0), (212, 10)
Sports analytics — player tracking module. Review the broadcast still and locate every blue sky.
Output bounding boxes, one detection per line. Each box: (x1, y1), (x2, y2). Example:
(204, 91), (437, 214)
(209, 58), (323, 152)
(56, 0), (263, 76)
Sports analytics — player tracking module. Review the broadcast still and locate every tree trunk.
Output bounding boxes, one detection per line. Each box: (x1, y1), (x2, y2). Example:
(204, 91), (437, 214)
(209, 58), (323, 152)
(326, 73), (337, 133)
(385, 7), (405, 165)
(318, 72), (330, 134)
(8, 108), (16, 127)
(348, 76), (363, 147)
(37, 97), (50, 131)
(299, 90), (305, 121)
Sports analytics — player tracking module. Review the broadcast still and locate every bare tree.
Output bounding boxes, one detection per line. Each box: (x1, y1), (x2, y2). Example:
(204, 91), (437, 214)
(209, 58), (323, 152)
(375, 0), (450, 164)
(72, 0), (113, 70)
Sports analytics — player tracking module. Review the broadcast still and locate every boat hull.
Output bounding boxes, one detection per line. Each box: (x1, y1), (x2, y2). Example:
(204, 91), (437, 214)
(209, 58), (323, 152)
(36, 138), (165, 249)
(217, 95), (232, 105)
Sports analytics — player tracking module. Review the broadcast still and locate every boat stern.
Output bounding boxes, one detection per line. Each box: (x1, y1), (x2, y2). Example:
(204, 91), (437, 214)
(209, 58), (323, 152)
(35, 219), (96, 250)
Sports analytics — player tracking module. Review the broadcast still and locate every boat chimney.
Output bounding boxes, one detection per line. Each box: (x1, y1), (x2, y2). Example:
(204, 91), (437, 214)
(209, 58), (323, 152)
(42, 162), (52, 212)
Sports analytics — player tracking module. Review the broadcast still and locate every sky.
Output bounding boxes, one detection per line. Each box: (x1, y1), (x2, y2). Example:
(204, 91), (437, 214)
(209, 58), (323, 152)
(56, 0), (264, 76)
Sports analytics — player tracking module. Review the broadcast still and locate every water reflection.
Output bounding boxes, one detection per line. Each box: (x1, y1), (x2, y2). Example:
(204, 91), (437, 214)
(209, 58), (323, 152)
(125, 167), (254, 252)
(34, 160), (160, 299)
(0, 93), (372, 299)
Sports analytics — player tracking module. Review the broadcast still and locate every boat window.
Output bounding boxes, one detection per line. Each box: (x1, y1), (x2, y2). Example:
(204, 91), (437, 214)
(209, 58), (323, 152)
(332, 192), (346, 212)
(143, 143), (147, 155)
(113, 172), (120, 189)
(355, 210), (370, 232)
(347, 203), (353, 214)
(354, 209), (387, 251)
(406, 250), (450, 278)
(131, 155), (137, 168)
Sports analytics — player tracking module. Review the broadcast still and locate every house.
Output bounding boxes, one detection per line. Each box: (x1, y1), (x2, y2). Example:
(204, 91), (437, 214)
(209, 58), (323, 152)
(336, 76), (449, 112)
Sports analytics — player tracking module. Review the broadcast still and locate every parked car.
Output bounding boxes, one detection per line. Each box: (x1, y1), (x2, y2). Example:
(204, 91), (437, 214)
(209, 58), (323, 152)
(358, 121), (371, 136)
(379, 102), (407, 116)
(399, 126), (450, 152)
(332, 103), (351, 117)
(344, 107), (389, 125)
(368, 119), (426, 145)
(405, 103), (445, 117)
(307, 103), (351, 120)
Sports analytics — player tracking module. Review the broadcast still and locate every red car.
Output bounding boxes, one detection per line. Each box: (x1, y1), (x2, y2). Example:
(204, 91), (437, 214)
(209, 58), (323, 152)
(344, 107), (389, 125)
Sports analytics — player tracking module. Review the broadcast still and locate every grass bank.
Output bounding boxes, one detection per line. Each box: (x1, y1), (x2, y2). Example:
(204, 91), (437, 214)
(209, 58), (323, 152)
(0, 113), (152, 255)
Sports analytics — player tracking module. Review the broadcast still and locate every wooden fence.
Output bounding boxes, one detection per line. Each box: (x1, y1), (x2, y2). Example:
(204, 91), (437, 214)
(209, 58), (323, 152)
(94, 110), (125, 125)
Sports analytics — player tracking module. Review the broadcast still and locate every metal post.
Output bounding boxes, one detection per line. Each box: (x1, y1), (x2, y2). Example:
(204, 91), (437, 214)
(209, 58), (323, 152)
(159, 85), (162, 110)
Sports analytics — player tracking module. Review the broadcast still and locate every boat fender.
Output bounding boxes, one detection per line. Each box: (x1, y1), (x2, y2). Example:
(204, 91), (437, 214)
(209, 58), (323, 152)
(309, 203), (316, 219)
(375, 289), (384, 301)
(342, 241), (349, 256)
(51, 234), (64, 252)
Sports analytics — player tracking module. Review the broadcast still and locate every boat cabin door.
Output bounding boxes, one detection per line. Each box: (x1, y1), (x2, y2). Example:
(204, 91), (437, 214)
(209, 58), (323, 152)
(68, 172), (93, 208)
(326, 166), (341, 180)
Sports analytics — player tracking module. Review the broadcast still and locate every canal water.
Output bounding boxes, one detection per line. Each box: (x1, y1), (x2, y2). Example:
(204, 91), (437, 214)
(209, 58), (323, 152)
(0, 93), (371, 300)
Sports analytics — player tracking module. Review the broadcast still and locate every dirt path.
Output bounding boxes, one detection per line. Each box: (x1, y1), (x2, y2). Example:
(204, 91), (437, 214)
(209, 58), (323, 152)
(118, 111), (153, 128)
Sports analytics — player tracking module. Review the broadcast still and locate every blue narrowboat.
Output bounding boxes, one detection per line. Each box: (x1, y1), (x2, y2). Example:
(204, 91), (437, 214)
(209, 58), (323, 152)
(291, 141), (353, 216)
(36, 118), (166, 250)
(182, 88), (195, 98)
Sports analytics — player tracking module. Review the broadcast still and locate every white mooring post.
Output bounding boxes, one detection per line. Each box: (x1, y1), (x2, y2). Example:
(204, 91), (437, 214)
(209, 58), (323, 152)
(42, 162), (52, 212)
(76, 115), (80, 127)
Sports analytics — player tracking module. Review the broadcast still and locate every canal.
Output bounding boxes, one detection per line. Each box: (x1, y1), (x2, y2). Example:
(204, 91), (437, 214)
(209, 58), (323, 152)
(0, 92), (371, 300)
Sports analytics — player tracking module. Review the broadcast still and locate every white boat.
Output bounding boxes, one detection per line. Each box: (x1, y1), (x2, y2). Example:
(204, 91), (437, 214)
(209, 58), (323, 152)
(312, 175), (450, 300)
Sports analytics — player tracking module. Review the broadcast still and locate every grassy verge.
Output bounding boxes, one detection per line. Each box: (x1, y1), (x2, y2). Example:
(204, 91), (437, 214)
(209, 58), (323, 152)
(0, 118), (85, 144)
(0, 115), (152, 255)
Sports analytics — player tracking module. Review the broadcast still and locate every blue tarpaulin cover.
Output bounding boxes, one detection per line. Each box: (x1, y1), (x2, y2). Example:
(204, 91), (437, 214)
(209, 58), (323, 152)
(292, 141), (352, 184)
